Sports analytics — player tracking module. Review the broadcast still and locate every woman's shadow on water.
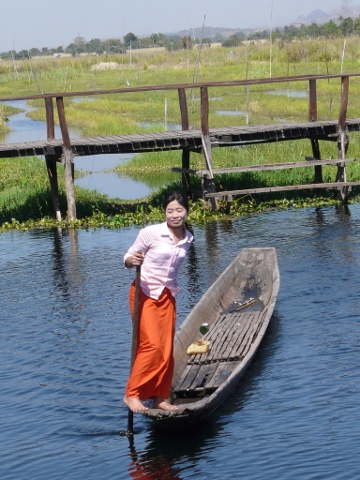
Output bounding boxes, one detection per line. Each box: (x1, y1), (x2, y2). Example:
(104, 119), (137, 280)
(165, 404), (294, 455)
(127, 311), (283, 478)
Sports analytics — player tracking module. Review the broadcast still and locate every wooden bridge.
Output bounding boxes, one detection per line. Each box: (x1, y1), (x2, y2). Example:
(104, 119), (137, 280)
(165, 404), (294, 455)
(1, 72), (360, 220)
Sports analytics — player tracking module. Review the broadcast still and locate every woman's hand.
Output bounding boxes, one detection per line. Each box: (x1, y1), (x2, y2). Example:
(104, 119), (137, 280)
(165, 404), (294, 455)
(126, 251), (144, 268)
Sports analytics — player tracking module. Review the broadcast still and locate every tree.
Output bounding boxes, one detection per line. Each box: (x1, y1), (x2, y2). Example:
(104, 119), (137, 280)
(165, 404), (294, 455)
(283, 24), (300, 40)
(73, 36), (86, 54)
(104, 38), (125, 53)
(29, 48), (41, 57)
(202, 37), (212, 48)
(86, 38), (104, 54)
(65, 43), (77, 56)
(16, 49), (28, 59)
(156, 33), (167, 46)
(248, 30), (269, 40)
(339, 16), (355, 36)
(150, 33), (159, 45)
(124, 32), (137, 46)
(306, 21), (322, 38)
(322, 20), (340, 37)
(179, 35), (192, 50)
(355, 15), (360, 34)
(222, 34), (243, 47)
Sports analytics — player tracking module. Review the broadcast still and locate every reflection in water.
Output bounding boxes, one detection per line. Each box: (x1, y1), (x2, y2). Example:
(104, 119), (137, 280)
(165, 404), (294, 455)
(128, 420), (222, 479)
(268, 89), (308, 98)
(179, 219), (245, 315)
(216, 110), (246, 116)
(126, 310), (283, 480)
(2, 205), (360, 479)
(137, 121), (183, 131)
(203, 220), (240, 274)
(183, 240), (201, 305)
(128, 444), (183, 479)
(51, 228), (88, 328)
(313, 204), (357, 264)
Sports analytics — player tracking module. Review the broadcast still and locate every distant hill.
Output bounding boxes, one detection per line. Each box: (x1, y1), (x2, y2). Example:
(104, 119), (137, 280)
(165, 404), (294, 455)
(170, 4), (360, 40)
(173, 26), (268, 40)
(295, 3), (360, 24)
(296, 9), (329, 24)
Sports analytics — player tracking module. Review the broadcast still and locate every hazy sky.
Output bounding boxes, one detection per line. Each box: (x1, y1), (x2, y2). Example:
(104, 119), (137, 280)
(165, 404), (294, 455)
(0, 0), (354, 51)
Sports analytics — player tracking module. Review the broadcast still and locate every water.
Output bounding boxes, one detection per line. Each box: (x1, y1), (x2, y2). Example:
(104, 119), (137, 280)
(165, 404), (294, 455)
(1, 100), (168, 200)
(1, 204), (360, 479)
(268, 89), (308, 98)
(137, 121), (183, 130)
(1, 100), (81, 143)
(216, 110), (246, 117)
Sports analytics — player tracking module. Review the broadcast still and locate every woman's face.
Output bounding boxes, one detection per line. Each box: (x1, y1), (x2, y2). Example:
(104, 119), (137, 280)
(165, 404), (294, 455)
(165, 200), (187, 229)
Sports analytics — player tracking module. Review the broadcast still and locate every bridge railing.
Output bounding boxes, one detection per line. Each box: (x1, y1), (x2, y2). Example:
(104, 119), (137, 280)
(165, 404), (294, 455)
(1, 73), (360, 219)
(0, 73), (357, 144)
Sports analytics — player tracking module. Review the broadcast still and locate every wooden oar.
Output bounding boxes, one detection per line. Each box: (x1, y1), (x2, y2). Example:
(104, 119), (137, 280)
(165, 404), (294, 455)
(127, 262), (141, 435)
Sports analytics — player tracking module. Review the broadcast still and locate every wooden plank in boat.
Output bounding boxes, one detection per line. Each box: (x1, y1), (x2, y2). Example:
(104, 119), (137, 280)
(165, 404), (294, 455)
(202, 314), (236, 362)
(174, 364), (198, 392)
(236, 314), (262, 359)
(204, 361), (240, 390)
(186, 313), (227, 364)
(188, 309), (259, 364)
(174, 363), (215, 394)
(174, 311), (258, 394)
(221, 312), (256, 360)
(190, 363), (219, 392)
(227, 312), (259, 360)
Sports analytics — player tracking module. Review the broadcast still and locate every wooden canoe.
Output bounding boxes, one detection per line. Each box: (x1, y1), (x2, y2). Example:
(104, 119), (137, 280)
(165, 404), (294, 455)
(143, 247), (280, 427)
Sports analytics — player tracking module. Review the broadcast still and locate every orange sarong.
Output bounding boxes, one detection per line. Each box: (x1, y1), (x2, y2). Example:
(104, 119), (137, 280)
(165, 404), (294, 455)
(125, 284), (176, 401)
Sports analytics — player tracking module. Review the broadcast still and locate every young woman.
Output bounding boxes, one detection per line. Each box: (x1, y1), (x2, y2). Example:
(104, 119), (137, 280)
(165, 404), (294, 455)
(123, 192), (193, 413)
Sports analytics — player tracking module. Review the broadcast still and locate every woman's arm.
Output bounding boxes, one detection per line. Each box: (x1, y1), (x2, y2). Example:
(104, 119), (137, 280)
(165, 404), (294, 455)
(125, 251), (144, 268)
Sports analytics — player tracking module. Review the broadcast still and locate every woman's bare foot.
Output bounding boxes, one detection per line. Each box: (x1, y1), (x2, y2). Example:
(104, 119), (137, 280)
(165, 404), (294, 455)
(153, 397), (178, 411)
(123, 395), (149, 413)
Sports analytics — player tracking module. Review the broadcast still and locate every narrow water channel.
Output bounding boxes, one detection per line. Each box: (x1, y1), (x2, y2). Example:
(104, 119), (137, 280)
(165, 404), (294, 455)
(1, 100), (170, 200)
(1, 88), (309, 200)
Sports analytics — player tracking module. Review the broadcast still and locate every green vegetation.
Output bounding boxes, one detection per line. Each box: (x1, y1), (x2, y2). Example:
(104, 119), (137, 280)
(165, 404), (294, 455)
(1, 35), (360, 232)
(0, 103), (20, 133)
(1, 14), (360, 59)
(225, 15), (360, 46)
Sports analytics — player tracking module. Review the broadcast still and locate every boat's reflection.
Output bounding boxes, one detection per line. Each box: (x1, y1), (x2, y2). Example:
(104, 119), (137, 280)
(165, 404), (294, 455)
(126, 311), (283, 478)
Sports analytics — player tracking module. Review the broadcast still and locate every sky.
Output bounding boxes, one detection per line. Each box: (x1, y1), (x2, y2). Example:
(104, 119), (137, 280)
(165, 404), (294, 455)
(0, 0), (354, 51)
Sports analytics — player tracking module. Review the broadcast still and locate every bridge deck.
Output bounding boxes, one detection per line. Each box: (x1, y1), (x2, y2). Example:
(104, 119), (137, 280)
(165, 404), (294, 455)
(1, 118), (360, 159)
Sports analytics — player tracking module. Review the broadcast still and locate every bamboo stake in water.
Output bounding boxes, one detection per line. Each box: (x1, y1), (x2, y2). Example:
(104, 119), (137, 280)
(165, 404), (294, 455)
(127, 262), (141, 435)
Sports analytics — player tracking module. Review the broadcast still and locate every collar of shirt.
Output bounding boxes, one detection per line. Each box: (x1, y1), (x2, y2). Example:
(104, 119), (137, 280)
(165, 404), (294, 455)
(158, 221), (193, 245)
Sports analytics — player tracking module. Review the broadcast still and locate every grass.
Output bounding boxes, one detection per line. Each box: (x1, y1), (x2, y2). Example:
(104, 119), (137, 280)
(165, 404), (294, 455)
(1, 36), (360, 230)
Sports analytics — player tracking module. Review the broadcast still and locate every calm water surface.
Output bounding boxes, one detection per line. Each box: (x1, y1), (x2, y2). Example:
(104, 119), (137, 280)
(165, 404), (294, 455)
(1, 204), (360, 479)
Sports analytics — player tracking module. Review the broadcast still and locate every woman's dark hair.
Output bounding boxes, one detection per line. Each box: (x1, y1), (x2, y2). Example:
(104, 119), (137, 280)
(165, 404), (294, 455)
(162, 191), (189, 213)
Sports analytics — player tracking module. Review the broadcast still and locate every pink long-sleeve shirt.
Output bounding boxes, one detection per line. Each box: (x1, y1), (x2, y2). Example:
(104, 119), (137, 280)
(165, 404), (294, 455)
(124, 222), (193, 300)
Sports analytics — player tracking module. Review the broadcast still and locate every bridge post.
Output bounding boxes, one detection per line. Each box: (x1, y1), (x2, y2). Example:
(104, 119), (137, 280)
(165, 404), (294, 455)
(178, 88), (191, 198)
(308, 79), (322, 183)
(200, 86), (217, 209)
(45, 156), (62, 221)
(56, 96), (77, 220)
(336, 76), (350, 202)
(45, 97), (62, 221)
